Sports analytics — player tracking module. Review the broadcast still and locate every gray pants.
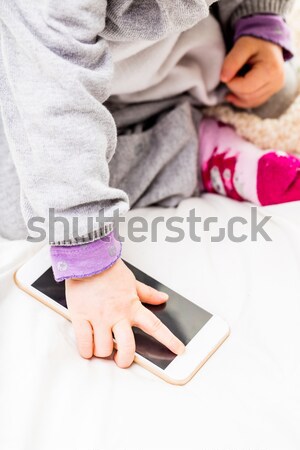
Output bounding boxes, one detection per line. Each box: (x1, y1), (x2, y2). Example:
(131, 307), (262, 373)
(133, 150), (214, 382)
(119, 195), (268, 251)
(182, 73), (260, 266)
(107, 95), (203, 209)
(0, 63), (298, 240)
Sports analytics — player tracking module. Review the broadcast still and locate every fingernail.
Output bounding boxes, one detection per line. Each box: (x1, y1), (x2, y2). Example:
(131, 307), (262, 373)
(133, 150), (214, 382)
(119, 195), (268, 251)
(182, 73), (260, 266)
(159, 292), (169, 300)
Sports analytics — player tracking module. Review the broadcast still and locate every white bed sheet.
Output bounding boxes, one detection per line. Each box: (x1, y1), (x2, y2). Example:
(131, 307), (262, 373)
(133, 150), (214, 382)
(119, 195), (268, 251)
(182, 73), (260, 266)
(0, 194), (300, 450)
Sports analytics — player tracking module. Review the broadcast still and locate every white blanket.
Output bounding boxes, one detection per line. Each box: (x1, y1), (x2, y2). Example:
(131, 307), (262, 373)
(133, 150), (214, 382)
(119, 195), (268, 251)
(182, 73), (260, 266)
(1, 194), (300, 450)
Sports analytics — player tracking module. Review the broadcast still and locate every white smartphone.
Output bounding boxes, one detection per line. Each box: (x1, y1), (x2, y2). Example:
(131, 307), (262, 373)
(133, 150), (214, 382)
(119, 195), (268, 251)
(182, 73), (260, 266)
(15, 245), (230, 385)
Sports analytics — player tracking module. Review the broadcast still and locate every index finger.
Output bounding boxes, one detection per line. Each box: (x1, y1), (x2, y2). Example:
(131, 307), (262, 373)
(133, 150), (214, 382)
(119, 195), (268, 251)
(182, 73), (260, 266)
(132, 305), (185, 355)
(227, 63), (269, 96)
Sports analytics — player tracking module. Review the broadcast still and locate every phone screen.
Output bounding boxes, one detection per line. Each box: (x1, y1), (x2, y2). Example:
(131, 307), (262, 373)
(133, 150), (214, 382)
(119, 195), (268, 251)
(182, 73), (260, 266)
(32, 260), (212, 370)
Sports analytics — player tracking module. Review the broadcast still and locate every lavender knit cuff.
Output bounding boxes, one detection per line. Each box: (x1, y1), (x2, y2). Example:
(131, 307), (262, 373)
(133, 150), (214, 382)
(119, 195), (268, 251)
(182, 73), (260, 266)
(50, 230), (121, 282)
(234, 14), (294, 61)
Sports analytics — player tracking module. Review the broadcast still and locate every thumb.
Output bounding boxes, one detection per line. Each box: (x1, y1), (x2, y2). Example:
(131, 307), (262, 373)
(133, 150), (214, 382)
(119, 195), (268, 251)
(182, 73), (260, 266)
(136, 281), (169, 305)
(221, 39), (252, 83)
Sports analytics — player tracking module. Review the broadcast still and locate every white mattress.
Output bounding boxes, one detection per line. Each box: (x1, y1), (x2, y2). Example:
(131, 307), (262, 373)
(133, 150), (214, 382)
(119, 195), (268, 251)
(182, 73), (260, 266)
(1, 194), (300, 450)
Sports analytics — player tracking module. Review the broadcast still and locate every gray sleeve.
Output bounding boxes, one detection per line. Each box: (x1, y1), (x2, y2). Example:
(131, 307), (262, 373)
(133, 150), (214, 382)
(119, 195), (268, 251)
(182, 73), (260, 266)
(217, 0), (295, 29)
(0, 0), (129, 245)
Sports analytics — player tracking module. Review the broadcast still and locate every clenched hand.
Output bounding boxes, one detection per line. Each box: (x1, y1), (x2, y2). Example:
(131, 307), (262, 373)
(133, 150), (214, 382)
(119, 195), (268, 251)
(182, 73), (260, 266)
(221, 36), (286, 109)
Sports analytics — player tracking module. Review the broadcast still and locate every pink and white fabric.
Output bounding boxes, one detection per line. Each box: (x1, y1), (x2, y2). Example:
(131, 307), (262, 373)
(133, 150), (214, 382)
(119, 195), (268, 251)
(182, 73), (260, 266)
(199, 118), (300, 206)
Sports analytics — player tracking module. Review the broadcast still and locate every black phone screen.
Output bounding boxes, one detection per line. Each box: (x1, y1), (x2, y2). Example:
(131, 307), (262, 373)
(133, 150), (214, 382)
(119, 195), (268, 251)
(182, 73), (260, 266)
(32, 260), (212, 370)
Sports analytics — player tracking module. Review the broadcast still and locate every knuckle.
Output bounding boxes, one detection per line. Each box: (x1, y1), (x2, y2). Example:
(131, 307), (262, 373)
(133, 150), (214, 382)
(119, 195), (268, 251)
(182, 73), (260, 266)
(77, 333), (90, 344)
(131, 299), (144, 319)
(77, 335), (92, 358)
(121, 339), (135, 352)
(150, 316), (163, 333)
(94, 346), (113, 358)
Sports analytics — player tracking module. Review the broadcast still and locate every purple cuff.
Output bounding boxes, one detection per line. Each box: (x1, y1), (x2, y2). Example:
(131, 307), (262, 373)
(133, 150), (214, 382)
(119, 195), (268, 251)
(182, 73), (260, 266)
(50, 230), (122, 282)
(234, 14), (294, 61)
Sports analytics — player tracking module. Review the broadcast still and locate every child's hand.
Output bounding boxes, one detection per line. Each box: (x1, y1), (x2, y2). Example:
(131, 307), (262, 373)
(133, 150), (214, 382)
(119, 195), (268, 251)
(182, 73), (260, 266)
(65, 259), (185, 368)
(220, 36), (285, 109)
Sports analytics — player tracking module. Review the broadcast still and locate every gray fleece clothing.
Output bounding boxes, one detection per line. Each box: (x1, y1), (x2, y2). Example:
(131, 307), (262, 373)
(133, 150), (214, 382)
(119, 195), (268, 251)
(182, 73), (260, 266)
(0, 0), (295, 243)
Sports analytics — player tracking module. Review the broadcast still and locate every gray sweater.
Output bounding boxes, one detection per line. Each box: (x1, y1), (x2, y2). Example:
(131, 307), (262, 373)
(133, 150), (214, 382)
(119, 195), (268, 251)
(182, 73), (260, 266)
(0, 0), (294, 243)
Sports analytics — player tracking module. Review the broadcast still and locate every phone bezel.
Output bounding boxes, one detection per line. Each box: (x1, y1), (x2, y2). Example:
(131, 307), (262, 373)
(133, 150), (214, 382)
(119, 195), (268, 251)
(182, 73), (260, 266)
(15, 245), (230, 385)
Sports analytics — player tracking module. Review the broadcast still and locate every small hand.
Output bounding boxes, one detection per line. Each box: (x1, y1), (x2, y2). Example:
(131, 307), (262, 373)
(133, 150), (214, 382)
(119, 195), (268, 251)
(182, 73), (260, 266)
(66, 259), (185, 368)
(221, 36), (285, 109)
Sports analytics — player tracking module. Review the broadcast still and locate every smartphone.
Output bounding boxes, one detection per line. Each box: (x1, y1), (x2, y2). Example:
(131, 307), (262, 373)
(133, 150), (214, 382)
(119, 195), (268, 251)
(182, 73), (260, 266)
(15, 245), (230, 385)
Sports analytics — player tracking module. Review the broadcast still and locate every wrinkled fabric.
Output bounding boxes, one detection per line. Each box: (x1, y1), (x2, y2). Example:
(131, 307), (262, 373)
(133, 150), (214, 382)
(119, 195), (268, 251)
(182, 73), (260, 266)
(0, 0), (293, 245)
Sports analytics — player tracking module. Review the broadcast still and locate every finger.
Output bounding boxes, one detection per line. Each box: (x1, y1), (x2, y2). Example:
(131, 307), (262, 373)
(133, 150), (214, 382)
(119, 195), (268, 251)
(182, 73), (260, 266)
(93, 323), (114, 358)
(226, 89), (274, 109)
(229, 72), (285, 102)
(227, 63), (269, 96)
(136, 280), (169, 305)
(221, 39), (253, 83)
(228, 59), (285, 98)
(227, 79), (271, 102)
(132, 305), (185, 355)
(113, 320), (136, 368)
(72, 318), (94, 359)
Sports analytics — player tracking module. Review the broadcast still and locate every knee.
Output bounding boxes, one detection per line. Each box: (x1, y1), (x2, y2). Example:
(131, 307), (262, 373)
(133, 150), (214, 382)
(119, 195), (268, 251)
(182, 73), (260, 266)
(252, 61), (299, 119)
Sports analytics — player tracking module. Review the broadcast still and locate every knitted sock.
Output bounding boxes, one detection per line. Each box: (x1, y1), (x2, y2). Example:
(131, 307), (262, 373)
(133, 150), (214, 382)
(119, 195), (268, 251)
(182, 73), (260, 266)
(199, 118), (300, 206)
